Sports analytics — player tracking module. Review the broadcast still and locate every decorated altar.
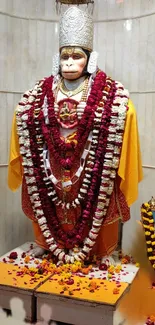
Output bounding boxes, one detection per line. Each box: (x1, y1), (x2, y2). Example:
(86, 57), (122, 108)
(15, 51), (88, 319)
(0, 242), (139, 324)
(4, 1), (153, 324)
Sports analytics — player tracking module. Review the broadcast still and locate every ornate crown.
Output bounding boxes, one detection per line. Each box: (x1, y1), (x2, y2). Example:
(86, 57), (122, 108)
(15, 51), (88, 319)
(59, 6), (94, 51)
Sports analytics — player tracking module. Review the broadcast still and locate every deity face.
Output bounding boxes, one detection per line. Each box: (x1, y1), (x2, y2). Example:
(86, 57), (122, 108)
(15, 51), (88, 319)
(60, 47), (87, 80)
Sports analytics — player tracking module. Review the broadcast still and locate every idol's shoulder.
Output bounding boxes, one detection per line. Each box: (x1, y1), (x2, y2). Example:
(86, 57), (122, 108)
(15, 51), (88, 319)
(15, 76), (53, 114)
(99, 70), (129, 92)
(21, 75), (52, 97)
(99, 70), (132, 112)
(100, 70), (137, 116)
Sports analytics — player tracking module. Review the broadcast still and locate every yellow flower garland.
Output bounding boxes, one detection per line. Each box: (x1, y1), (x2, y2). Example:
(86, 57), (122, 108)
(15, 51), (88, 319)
(141, 202), (155, 268)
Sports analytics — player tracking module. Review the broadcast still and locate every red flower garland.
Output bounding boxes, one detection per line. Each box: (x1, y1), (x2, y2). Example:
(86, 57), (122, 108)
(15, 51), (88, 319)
(24, 72), (117, 249)
(39, 72), (107, 170)
(16, 73), (129, 263)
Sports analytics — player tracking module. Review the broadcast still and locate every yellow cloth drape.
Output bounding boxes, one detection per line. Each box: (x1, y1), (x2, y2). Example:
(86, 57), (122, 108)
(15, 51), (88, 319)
(118, 100), (143, 206)
(8, 113), (23, 191)
(7, 99), (143, 206)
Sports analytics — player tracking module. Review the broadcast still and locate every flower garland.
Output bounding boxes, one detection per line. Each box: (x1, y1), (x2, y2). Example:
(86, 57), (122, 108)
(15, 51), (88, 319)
(25, 72), (114, 248)
(16, 72), (129, 263)
(141, 202), (155, 269)
(36, 75), (116, 209)
(39, 73), (107, 170)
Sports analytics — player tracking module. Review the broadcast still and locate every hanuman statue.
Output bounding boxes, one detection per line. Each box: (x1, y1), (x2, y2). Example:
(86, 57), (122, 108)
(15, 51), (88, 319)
(8, 7), (143, 265)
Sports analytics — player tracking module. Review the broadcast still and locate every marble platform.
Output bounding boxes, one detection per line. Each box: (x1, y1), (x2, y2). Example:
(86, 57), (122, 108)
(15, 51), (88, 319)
(0, 242), (140, 324)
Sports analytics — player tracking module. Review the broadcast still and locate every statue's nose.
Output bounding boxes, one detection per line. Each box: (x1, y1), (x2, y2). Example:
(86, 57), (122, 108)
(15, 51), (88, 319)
(66, 58), (73, 67)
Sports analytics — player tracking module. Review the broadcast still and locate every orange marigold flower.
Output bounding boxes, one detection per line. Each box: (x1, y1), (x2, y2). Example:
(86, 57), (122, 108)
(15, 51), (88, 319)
(89, 280), (97, 289)
(22, 266), (29, 273)
(150, 315), (155, 322)
(34, 259), (40, 264)
(115, 265), (122, 273)
(81, 267), (89, 275)
(124, 255), (131, 262)
(70, 265), (79, 273)
(108, 265), (115, 274)
(56, 267), (63, 274)
(121, 258), (128, 264)
(24, 256), (30, 263)
(113, 287), (120, 294)
(88, 264), (93, 271)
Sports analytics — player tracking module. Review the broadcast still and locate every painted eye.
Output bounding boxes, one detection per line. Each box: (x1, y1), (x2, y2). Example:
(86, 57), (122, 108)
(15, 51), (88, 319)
(72, 54), (82, 60)
(61, 55), (69, 60)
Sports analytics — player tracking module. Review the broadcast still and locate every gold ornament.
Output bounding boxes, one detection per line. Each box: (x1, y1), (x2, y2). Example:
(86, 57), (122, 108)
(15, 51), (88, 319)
(56, 77), (89, 102)
(59, 78), (87, 97)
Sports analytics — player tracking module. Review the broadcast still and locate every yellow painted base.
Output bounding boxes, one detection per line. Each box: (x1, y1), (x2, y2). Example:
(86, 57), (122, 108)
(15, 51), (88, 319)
(0, 261), (128, 305)
(0, 262), (50, 290)
(36, 274), (129, 305)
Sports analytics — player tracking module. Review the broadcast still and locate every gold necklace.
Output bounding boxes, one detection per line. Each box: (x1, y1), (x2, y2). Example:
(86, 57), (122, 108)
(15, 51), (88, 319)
(59, 78), (87, 98)
(54, 77), (89, 120)
(81, 77), (89, 102)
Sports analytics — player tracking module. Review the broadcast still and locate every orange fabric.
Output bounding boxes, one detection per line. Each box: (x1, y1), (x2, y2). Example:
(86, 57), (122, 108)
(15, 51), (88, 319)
(32, 218), (119, 257)
(92, 219), (119, 257)
(118, 100), (143, 206)
(118, 269), (155, 324)
(8, 112), (23, 191)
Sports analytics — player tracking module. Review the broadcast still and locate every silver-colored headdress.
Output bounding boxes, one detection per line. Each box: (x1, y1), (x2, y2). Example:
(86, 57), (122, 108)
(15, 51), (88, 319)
(59, 6), (94, 51)
(52, 6), (98, 76)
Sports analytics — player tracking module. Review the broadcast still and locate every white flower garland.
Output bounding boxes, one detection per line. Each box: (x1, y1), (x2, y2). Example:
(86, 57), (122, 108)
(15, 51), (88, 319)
(16, 77), (129, 264)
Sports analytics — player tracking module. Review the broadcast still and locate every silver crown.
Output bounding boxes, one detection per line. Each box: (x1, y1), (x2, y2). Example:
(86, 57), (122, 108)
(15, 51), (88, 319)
(59, 7), (94, 51)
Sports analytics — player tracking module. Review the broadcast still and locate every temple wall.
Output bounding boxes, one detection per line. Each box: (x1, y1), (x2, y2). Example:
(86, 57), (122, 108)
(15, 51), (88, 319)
(0, 0), (155, 255)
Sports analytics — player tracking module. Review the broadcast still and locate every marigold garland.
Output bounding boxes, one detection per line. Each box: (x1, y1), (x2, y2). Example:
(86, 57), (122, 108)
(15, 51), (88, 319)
(141, 202), (155, 269)
(141, 200), (155, 325)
